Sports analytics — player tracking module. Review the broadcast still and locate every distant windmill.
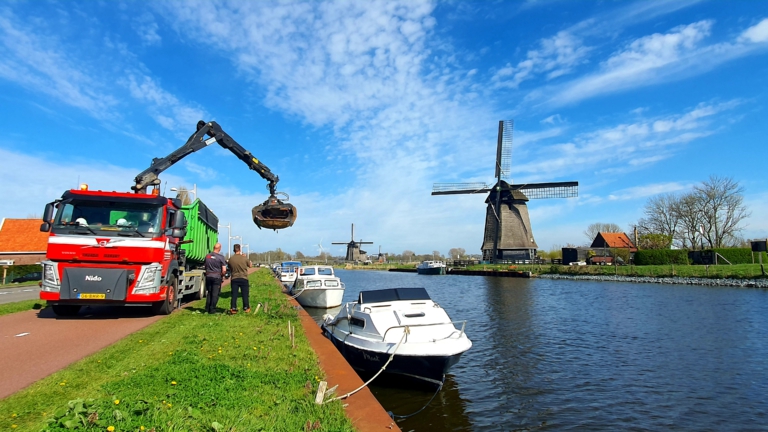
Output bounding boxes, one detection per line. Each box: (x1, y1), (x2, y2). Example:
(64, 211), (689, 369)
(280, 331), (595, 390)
(432, 120), (578, 262)
(375, 245), (386, 263)
(332, 224), (373, 262)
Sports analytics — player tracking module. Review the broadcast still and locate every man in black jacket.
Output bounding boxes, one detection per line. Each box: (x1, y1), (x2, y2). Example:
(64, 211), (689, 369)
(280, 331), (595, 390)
(204, 243), (227, 314)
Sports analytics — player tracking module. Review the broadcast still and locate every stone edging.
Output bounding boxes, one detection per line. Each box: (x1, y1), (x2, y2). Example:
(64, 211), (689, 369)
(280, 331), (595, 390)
(538, 273), (768, 288)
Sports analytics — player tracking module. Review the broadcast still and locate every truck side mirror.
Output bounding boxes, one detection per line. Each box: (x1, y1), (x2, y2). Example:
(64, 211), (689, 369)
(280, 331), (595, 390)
(171, 228), (187, 239)
(174, 211), (187, 229)
(40, 202), (55, 232)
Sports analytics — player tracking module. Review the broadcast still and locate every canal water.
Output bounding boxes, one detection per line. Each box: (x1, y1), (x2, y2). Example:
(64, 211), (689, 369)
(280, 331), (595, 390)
(304, 269), (768, 431)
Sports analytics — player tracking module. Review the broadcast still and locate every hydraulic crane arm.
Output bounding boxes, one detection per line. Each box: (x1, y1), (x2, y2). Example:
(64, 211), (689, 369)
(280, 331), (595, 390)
(132, 120), (297, 230)
(133, 120), (279, 195)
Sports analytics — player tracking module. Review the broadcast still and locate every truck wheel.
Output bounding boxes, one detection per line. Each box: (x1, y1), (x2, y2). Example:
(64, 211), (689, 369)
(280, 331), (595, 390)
(193, 277), (205, 300)
(51, 305), (81, 317)
(152, 275), (177, 315)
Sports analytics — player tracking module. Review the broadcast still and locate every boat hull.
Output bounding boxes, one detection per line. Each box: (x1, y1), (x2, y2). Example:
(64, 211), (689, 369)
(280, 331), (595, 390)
(323, 326), (463, 384)
(416, 266), (446, 275)
(293, 288), (345, 308)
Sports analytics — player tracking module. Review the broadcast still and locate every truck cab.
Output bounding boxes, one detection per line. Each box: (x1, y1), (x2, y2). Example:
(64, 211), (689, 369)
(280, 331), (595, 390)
(39, 186), (188, 316)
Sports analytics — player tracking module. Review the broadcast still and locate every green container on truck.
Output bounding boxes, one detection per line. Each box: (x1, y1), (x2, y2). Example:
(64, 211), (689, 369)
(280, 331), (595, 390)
(178, 198), (219, 300)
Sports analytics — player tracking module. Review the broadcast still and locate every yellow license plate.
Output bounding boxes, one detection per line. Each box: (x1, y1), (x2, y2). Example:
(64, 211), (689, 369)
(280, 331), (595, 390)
(79, 293), (106, 299)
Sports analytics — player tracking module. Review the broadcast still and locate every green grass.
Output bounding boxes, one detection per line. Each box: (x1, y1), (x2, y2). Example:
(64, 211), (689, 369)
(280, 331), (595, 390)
(0, 269), (354, 432)
(464, 263), (768, 279)
(0, 299), (45, 317)
(0, 282), (40, 289)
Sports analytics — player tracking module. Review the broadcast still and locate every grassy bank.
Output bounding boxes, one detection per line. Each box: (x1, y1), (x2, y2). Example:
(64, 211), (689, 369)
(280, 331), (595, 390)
(0, 299), (45, 317)
(464, 263), (768, 279)
(331, 261), (766, 279)
(0, 269), (353, 432)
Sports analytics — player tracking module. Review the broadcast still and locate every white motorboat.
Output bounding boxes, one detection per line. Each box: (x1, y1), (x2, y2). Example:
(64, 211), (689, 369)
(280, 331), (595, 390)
(290, 265), (345, 308)
(321, 287), (471, 384)
(416, 260), (446, 275)
(278, 261), (302, 286)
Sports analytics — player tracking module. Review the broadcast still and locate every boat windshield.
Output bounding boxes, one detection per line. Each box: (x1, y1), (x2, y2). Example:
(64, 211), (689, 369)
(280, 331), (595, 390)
(52, 200), (163, 238)
(358, 288), (431, 304)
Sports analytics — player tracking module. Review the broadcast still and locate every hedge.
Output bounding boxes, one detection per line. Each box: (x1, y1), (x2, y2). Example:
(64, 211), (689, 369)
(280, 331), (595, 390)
(712, 248), (768, 265)
(634, 249), (690, 265)
(1, 264), (42, 284)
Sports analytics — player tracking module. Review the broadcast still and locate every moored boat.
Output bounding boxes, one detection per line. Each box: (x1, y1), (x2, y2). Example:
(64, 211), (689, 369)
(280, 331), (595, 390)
(278, 260), (302, 286)
(416, 260), (446, 275)
(290, 265), (345, 308)
(321, 287), (471, 385)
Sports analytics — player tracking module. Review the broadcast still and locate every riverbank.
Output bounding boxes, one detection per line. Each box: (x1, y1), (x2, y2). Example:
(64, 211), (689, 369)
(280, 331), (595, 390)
(538, 273), (768, 288)
(0, 269), (354, 431)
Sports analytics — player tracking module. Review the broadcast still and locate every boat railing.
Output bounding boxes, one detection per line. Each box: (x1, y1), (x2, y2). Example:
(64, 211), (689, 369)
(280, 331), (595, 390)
(381, 320), (466, 342)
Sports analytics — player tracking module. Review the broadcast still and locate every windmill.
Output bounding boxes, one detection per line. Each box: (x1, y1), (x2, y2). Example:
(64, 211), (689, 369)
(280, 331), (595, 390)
(375, 245), (386, 263)
(432, 120), (578, 262)
(332, 224), (373, 262)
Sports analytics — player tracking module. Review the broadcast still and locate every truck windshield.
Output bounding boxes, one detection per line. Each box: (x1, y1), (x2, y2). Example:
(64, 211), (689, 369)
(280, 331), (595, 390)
(52, 200), (164, 238)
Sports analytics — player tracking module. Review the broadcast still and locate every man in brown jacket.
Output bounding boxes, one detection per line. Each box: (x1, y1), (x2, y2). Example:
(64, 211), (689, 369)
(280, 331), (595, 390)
(227, 244), (251, 314)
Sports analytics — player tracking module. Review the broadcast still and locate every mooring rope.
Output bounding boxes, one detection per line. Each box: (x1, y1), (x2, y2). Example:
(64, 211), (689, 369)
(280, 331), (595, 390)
(388, 374), (445, 419)
(323, 328), (409, 404)
(285, 285), (304, 300)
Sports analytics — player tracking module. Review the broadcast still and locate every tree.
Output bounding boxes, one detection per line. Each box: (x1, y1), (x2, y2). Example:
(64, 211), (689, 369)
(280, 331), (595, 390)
(634, 175), (751, 250)
(174, 186), (194, 205)
(695, 175), (750, 248)
(448, 248), (466, 259)
(672, 192), (704, 249)
(295, 251), (305, 259)
(584, 222), (622, 243)
(637, 233), (673, 250)
(637, 193), (680, 244)
(402, 250), (415, 262)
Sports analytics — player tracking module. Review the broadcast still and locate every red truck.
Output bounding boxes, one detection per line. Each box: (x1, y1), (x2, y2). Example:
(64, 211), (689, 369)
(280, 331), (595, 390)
(38, 121), (297, 316)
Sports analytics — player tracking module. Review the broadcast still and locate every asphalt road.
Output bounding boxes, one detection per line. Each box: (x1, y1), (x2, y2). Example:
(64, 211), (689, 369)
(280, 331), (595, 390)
(0, 305), (166, 399)
(0, 284), (42, 304)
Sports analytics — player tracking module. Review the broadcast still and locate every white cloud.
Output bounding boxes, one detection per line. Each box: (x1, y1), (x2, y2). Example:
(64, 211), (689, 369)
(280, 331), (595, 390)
(0, 8), (117, 118)
(540, 114), (563, 125)
(134, 12), (162, 45)
(513, 100), (738, 181)
(739, 18), (768, 43)
(492, 31), (590, 88)
(606, 182), (690, 201)
(0, 146), (187, 219)
(125, 74), (207, 133)
(551, 21), (711, 105)
(536, 19), (768, 107)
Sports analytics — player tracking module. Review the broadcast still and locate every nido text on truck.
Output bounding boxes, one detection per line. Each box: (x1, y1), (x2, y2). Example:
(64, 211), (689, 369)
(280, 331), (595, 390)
(39, 120), (297, 316)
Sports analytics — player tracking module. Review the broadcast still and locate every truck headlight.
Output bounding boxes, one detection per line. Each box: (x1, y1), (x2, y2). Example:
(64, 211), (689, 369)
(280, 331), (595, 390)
(134, 264), (163, 294)
(42, 261), (60, 292)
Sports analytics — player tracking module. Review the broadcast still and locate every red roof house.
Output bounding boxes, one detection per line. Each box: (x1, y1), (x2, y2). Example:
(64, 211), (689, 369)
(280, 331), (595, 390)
(590, 232), (637, 252)
(0, 219), (49, 265)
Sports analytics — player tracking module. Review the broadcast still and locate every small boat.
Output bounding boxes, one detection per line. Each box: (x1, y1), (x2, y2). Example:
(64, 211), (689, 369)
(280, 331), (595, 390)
(278, 261), (302, 286)
(290, 265), (345, 308)
(321, 287), (471, 385)
(416, 260), (446, 275)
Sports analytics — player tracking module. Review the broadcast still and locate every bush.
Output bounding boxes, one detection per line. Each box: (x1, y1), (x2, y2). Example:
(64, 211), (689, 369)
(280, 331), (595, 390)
(712, 248), (768, 265)
(2, 264), (42, 284)
(634, 249), (690, 265)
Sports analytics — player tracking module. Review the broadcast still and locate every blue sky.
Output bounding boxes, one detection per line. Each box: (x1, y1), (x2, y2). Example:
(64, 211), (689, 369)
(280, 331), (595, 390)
(1, 0), (767, 258)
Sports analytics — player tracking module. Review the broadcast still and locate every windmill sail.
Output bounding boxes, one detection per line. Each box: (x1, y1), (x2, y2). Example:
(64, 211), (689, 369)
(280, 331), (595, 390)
(495, 120), (513, 180)
(433, 181), (577, 198)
